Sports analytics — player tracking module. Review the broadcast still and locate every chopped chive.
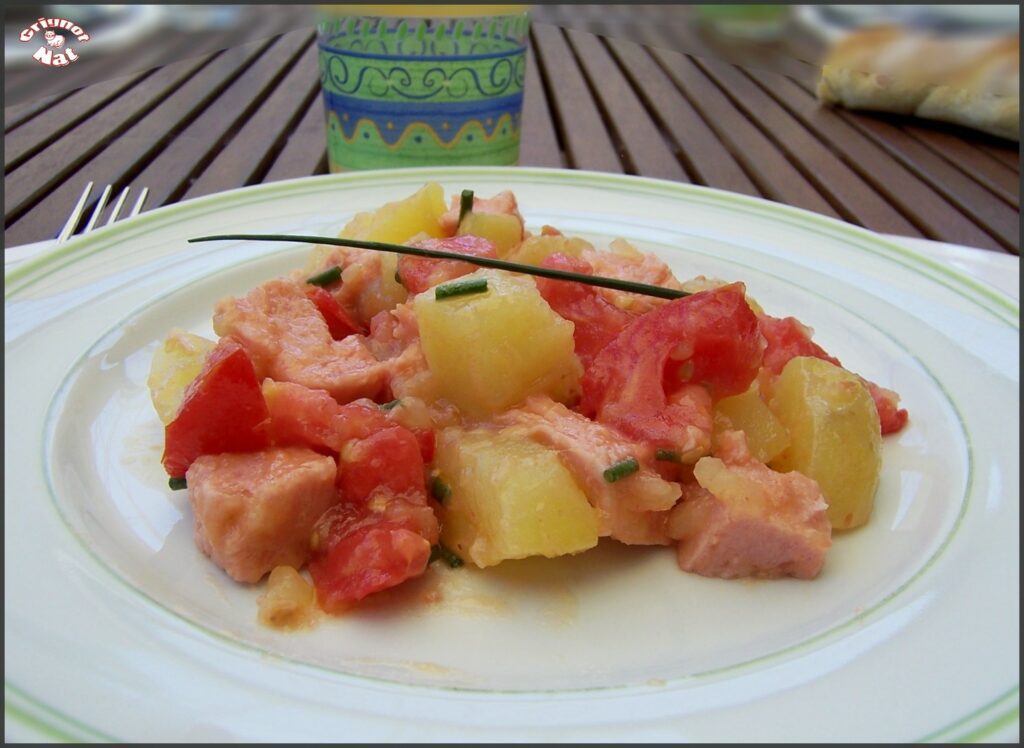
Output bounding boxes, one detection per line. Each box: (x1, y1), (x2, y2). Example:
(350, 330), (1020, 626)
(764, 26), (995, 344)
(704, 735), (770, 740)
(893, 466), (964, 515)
(379, 399), (401, 411)
(435, 277), (488, 300)
(655, 449), (682, 463)
(458, 189), (474, 226)
(430, 543), (464, 568)
(306, 265), (342, 287)
(188, 234), (692, 301)
(430, 475), (452, 501)
(603, 457), (639, 483)
(168, 476), (187, 490)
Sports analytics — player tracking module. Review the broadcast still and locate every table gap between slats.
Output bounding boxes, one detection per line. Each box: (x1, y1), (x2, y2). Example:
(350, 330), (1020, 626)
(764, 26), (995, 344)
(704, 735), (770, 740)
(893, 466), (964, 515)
(4, 48), (223, 234)
(742, 67), (1009, 253)
(129, 31), (311, 212)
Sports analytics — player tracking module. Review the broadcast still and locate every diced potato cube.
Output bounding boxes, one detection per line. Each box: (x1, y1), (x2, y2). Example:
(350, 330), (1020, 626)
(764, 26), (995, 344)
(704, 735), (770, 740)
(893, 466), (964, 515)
(768, 357), (882, 530)
(457, 211), (523, 256)
(436, 428), (599, 567)
(713, 380), (791, 463)
(508, 234), (593, 267)
(148, 330), (217, 423)
(413, 270), (582, 418)
(340, 182), (447, 244)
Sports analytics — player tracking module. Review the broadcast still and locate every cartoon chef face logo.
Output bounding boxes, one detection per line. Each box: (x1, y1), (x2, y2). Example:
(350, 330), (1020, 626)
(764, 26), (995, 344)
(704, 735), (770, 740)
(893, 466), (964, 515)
(20, 16), (89, 66)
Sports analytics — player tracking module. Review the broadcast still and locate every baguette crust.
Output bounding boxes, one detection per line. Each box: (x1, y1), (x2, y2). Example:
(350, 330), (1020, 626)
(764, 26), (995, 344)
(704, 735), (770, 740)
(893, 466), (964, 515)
(817, 26), (1019, 141)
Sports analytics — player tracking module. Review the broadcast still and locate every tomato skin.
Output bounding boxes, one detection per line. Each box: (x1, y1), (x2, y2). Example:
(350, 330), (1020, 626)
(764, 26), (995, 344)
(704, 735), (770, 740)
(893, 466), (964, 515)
(162, 338), (270, 477)
(304, 286), (364, 340)
(580, 284), (763, 448)
(308, 498), (435, 610)
(338, 426), (427, 503)
(760, 315), (909, 434)
(397, 235), (497, 294)
(534, 253), (637, 370)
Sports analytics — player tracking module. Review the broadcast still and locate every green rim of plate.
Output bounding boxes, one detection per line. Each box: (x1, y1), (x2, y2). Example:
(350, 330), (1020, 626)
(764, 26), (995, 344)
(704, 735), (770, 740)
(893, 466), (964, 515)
(5, 167), (1019, 742)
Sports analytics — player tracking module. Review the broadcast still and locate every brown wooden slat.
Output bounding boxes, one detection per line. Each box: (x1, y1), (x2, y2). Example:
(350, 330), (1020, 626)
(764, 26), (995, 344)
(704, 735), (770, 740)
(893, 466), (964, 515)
(566, 29), (689, 182)
(5, 71), (150, 172)
(975, 142), (1020, 171)
(3, 92), (65, 133)
(745, 69), (1007, 252)
(834, 113), (1019, 251)
(263, 92), (328, 184)
(649, 47), (840, 220)
(902, 125), (1019, 206)
(518, 41), (564, 168)
(530, 23), (622, 173)
(3, 51), (213, 225)
(607, 38), (758, 197)
(691, 56), (922, 237)
(182, 34), (318, 200)
(4, 38), (275, 246)
(130, 30), (313, 211)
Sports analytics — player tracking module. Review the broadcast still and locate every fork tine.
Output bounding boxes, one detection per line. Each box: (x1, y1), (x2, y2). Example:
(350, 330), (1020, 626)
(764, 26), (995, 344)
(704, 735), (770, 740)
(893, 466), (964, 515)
(83, 184), (113, 234)
(56, 181), (94, 243)
(105, 187), (131, 226)
(128, 187), (149, 218)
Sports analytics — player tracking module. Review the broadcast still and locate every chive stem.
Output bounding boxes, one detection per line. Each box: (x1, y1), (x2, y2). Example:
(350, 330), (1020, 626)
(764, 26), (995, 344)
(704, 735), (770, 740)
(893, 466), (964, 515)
(430, 475), (452, 501)
(379, 399), (401, 411)
(458, 189), (474, 226)
(603, 457), (640, 483)
(429, 543), (464, 568)
(187, 234), (691, 301)
(306, 265), (342, 287)
(435, 277), (488, 300)
(169, 476), (187, 490)
(655, 449), (682, 463)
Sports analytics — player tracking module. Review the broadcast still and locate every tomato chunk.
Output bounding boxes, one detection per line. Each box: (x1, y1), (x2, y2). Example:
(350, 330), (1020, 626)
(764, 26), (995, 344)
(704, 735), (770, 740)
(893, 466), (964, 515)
(580, 284), (763, 451)
(304, 286), (364, 340)
(534, 253), (637, 370)
(760, 315), (909, 434)
(162, 338), (270, 477)
(308, 496), (438, 610)
(397, 235), (497, 294)
(337, 426), (428, 503)
(308, 422), (439, 610)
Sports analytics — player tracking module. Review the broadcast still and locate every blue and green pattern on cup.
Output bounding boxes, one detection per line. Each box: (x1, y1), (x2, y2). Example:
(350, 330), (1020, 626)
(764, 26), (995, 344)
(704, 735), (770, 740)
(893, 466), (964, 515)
(317, 12), (529, 171)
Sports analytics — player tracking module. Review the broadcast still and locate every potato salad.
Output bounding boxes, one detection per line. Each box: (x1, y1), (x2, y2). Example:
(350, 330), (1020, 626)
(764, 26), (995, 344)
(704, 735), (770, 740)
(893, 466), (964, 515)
(148, 183), (909, 623)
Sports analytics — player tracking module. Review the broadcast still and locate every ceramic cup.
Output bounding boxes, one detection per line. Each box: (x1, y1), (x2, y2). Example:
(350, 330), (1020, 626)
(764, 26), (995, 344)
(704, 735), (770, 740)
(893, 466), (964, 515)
(317, 5), (530, 171)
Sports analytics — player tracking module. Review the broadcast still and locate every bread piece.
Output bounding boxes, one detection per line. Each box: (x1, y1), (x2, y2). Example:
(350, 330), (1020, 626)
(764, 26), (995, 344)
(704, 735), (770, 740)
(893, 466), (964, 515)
(817, 26), (1019, 141)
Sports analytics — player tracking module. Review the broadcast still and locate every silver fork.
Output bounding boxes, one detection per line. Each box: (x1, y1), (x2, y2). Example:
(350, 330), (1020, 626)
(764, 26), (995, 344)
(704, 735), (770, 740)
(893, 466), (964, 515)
(57, 182), (149, 243)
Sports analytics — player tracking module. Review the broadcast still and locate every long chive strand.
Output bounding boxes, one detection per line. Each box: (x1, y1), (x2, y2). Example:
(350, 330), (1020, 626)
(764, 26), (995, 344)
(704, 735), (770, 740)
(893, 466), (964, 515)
(188, 234), (691, 301)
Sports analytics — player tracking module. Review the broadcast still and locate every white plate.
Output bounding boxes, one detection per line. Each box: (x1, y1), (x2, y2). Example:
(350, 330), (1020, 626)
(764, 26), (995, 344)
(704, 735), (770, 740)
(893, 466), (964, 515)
(5, 167), (1019, 742)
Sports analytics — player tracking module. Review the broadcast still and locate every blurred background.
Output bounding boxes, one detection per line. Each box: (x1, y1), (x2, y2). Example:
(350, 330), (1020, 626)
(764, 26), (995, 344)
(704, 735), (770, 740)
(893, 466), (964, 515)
(5, 4), (1020, 109)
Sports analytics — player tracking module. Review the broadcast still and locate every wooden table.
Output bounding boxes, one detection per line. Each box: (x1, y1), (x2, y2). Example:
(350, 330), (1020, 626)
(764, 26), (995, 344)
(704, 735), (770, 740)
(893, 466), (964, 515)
(4, 21), (1019, 254)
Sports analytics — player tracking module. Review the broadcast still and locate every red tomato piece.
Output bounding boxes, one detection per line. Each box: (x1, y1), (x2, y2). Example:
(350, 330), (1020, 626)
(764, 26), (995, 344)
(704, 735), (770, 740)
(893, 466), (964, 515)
(337, 426), (428, 504)
(263, 380), (393, 452)
(534, 253), (637, 370)
(307, 496), (438, 610)
(580, 284), (763, 449)
(162, 338), (270, 477)
(304, 286), (364, 340)
(397, 235), (497, 294)
(760, 315), (909, 435)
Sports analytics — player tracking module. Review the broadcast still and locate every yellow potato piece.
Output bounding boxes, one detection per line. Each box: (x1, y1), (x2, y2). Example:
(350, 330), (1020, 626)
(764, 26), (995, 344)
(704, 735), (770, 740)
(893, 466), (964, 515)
(768, 356), (882, 530)
(457, 211), (523, 257)
(414, 269), (582, 419)
(147, 330), (216, 424)
(508, 234), (593, 267)
(436, 428), (599, 568)
(713, 380), (791, 464)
